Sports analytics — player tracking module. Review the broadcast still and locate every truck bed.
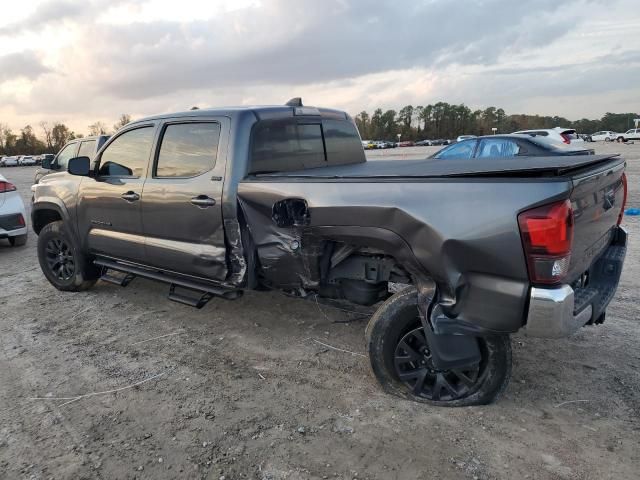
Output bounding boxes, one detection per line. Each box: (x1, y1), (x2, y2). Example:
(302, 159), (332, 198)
(255, 154), (621, 179)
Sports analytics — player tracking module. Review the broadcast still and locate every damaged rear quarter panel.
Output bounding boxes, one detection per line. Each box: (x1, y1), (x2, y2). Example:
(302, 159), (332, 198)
(237, 177), (571, 333)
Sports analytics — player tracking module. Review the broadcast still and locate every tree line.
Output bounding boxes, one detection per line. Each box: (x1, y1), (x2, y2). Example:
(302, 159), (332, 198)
(0, 114), (131, 156)
(354, 103), (639, 141)
(1, 106), (638, 156)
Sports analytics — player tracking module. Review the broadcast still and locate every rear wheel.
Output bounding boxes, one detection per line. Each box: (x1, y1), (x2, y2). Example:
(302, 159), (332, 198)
(605, 137), (611, 142)
(8, 234), (27, 247)
(366, 287), (511, 406)
(37, 221), (98, 291)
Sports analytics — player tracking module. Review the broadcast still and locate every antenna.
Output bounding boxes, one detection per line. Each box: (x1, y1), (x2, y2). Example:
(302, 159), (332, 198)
(285, 97), (303, 107)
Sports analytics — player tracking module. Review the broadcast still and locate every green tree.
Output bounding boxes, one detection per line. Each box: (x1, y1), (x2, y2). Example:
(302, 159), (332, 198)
(51, 123), (72, 151)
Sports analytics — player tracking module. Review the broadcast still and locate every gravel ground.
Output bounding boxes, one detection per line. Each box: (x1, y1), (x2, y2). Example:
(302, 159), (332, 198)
(1, 143), (639, 480)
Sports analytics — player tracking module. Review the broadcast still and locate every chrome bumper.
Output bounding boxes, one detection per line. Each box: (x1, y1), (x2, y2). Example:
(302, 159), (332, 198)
(525, 285), (593, 338)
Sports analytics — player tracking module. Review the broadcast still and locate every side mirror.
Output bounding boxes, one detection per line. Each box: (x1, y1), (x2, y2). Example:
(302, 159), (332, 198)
(42, 157), (53, 169)
(68, 156), (91, 176)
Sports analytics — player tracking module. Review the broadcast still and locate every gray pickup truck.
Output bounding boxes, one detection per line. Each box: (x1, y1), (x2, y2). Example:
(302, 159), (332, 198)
(31, 100), (628, 406)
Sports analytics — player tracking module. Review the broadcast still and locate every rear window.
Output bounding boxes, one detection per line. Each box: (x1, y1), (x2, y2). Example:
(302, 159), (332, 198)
(249, 118), (365, 174)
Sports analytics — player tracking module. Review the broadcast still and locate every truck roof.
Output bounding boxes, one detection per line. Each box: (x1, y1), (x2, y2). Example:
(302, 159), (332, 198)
(131, 105), (350, 125)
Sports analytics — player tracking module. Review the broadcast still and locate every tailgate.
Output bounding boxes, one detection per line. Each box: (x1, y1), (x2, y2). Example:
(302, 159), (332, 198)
(567, 157), (625, 282)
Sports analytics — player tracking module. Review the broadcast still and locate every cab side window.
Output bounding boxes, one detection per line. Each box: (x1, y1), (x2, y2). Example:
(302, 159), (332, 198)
(55, 142), (78, 169)
(98, 127), (154, 177)
(155, 123), (221, 177)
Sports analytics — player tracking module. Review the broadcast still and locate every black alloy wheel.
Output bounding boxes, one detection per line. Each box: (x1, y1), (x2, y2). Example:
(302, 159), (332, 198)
(44, 238), (76, 281)
(393, 326), (486, 402)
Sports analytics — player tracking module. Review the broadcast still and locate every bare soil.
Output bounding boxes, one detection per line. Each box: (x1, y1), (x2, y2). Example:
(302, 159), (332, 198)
(1, 143), (639, 480)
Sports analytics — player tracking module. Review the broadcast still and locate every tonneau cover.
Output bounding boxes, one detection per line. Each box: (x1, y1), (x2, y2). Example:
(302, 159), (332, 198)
(256, 154), (622, 178)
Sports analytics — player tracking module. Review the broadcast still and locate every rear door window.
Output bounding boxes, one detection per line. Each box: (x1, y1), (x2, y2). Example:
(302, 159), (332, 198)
(155, 122), (221, 177)
(476, 138), (520, 158)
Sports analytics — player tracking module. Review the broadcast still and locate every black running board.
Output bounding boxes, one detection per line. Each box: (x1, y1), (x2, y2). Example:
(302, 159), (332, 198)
(100, 271), (135, 287)
(94, 258), (241, 308)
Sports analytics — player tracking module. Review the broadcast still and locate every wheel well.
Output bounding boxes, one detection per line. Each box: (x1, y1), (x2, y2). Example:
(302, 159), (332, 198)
(32, 208), (62, 234)
(319, 242), (412, 305)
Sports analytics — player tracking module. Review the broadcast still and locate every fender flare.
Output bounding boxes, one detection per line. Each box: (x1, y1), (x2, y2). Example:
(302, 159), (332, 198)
(31, 199), (71, 234)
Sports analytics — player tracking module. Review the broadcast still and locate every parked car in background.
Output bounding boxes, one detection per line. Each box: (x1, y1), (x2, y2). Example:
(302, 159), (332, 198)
(33, 135), (110, 185)
(513, 127), (584, 145)
(396, 141), (415, 147)
(616, 129), (640, 142)
(415, 139), (433, 146)
(590, 131), (618, 142)
(430, 134), (594, 160)
(38, 154), (54, 166)
(1, 156), (19, 167)
(18, 155), (36, 166)
(456, 135), (477, 142)
(0, 173), (27, 246)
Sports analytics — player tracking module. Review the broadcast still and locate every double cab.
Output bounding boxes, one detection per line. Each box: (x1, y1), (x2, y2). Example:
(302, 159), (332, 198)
(32, 100), (628, 406)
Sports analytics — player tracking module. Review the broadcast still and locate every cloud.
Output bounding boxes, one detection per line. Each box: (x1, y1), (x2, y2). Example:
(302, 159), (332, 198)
(83, 0), (580, 99)
(0, 0), (638, 132)
(0, 51), (50, 82)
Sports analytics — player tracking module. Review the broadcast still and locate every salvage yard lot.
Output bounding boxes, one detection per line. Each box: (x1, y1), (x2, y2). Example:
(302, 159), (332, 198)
(1, 144), (639, 479)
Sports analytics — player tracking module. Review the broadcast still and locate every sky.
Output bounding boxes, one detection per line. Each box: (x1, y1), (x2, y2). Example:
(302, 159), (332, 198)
(0, 0), (639, 134)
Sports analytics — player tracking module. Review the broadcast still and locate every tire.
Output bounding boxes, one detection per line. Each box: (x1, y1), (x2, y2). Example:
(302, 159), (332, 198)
(8, 234), (27, 247)
(617, 137), (625, 143)
(366, 287), (511, 407)
(37, 220), (98, 291)
(605, 137), (611, 142)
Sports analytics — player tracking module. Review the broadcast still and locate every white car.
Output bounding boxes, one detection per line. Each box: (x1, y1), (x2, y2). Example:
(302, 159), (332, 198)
(590, 131), (618, 142)
(1, 156), (19, 167)
(18, 155), (36, 166)
(0, 173), (28, 246)
(616, 129), (640, 142)
(513, 127), (584, 144)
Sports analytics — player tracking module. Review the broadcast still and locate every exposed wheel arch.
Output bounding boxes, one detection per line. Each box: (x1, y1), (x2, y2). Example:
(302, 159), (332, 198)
(32, 207), (63, 235)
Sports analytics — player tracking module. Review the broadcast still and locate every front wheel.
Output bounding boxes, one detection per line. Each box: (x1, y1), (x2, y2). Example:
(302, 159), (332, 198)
(366, 287), (511, 406)
(37, 221), (98, 291)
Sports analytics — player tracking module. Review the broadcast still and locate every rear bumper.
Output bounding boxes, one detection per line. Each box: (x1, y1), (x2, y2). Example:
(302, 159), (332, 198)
(525, 226), (627, 338)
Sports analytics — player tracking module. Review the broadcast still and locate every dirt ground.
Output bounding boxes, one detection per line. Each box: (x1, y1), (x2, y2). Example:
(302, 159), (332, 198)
(1, 143), (639, 480)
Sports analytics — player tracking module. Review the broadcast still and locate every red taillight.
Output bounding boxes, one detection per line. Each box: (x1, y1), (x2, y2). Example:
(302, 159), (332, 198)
(0, 181), (17, 193)
(560, 133), (571, 144)
(617, 172), (627, 226)
(17, 214), (25, 226)
(518, 199), (574, 285)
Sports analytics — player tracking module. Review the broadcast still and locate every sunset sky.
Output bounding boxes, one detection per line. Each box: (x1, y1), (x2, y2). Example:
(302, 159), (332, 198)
(0, 0), (639, 134)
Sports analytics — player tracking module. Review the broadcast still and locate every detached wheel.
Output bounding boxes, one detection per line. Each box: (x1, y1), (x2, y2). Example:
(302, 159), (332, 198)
(8, 234), (27, 247)
(366, 287), (511, 406)
(37, 220), (98, 291)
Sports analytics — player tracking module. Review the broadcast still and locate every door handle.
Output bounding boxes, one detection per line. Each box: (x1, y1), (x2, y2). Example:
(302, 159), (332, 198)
(121, 191), (140, 202)
(190, 195), (216, 208)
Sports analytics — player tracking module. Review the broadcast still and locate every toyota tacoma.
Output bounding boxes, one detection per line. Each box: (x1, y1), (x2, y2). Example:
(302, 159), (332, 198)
(31, 99), (628, 406)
